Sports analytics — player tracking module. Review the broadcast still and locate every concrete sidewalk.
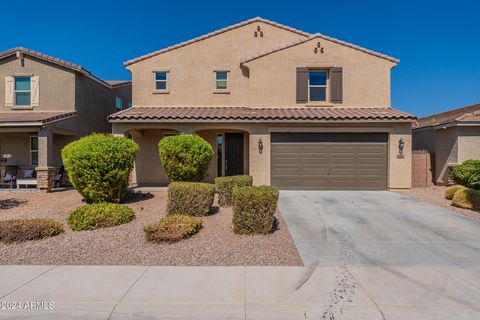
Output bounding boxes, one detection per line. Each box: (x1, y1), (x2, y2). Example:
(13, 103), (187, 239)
(1, 265), (479, 319)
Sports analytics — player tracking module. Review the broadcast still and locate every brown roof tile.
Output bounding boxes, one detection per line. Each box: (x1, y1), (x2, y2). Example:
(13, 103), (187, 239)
(0, 111), (77, 125)
(108, 106), (415, 122)
(414, 103), (480, 129)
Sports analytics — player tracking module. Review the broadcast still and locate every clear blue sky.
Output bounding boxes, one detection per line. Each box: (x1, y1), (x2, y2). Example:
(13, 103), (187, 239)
(2, 0), (479, 117)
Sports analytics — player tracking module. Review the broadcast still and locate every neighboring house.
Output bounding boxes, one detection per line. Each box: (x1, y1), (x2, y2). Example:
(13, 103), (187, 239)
(413, 103), (480, 185)
(109, 17), (415, 190)
(0, 47), (131, 191)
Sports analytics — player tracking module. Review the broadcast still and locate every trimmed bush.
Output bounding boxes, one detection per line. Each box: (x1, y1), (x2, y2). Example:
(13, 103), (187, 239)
(0, 219), (64, 243)
(62, 134), (139, 203)
(158, 134), (214, 182)
(452, 160), (480, 190)
(68, 203), (135, 231)
(215, 175), (253, 206)
(144, 214), (202, 243)
(167, 182), (215, 216)
(444, 185), (467, 200)
(452, 189), (480, 211)
(232, 185), (279, 235)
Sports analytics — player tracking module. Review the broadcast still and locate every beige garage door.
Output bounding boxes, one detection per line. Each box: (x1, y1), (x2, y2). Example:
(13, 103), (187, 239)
(271, 133), (388, 190)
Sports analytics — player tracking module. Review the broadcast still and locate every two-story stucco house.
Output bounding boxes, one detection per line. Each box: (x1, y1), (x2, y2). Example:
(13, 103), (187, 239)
(0, 47), (131, 191)
(109, 17), (415, 190)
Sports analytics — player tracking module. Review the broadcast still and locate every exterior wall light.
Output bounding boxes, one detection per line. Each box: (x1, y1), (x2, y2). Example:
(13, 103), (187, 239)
(399, 138), (405, 155)
(258, 138), (263, 154)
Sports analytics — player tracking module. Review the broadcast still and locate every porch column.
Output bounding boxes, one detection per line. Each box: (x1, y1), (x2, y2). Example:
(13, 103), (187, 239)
(36, 127), (54, 192)
(249, 133), (270, 186)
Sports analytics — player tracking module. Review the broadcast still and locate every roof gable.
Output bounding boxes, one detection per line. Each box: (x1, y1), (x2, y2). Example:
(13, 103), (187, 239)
(241, 33), (399, 65)
(124, 17), (310, 66)
(414, 103), (480, 128)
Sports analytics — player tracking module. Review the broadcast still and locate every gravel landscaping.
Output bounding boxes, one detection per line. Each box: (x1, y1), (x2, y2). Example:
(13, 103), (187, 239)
(0, 189), (301, 266)
(396, 186), (480, 221)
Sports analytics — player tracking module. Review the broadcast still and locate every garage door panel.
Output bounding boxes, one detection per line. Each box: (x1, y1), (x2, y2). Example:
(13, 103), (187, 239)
(271, 133), (387, 190)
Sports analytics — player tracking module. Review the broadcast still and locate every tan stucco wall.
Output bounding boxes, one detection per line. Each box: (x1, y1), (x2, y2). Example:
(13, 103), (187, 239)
(0, 55), (75, 112)
(245, 37), (395, 108)
(127, 21), (307, 107)
(0, 132), (33, 167)
(413, 127), (459, 184)
(457, 127), (480, 162)
(113, 121), (412, 189)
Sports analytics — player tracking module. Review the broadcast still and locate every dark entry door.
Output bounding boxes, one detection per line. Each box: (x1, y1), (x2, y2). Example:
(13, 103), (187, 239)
(225, 132), (244, 176)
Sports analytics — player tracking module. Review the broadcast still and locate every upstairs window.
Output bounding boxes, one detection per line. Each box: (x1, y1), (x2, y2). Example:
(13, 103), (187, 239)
(155, 72), (167, 90)
(308, 71), (327, 102)
(215, 71), (228, 90)
(115, 97), (123, 110)
(14, 77), (31, 106)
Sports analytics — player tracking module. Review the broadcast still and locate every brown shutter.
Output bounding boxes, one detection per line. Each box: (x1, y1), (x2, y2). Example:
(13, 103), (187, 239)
(296, 67), (308, 103)
(330, 67), (343, 103)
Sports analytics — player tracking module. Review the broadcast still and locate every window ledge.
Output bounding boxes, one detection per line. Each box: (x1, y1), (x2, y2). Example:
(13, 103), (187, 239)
(213, 90), (230, 94)
(152, 90), (170, 94)
(12, 106), (34, 110)
(305, 102), (333, 107)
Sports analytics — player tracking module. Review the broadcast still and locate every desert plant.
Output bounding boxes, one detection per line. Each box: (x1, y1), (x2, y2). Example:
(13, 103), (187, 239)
(62, 133), (139, 203)
(232, 185), (279, 235)
(144, 214), (202, 243)
(158, 134), (214, 182)
(0, 219), (64, 243)
(215, 175), (253, 206)
(452, 160), (480, 190)
(167, 182), (215, 216)
(451, 189), (480, 211)
(444, 185), (467, 200)
(68, 203), (135, 231)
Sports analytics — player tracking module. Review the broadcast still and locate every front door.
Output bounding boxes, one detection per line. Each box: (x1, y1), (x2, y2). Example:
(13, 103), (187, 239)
(225, 132), (244, 176)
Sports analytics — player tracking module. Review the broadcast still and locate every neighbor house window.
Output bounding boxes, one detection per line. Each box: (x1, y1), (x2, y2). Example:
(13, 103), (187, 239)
(308, 71), (327, 101)
(155, 72), (167, 90)
(30, 136), (38, 166)
(115, 97), (123, 110)
(14, 77), (31, 106)
(215, 71), (228, 90)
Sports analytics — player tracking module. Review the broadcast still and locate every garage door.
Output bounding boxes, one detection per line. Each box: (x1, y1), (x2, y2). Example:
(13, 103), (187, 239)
(271, 133), (388, 190)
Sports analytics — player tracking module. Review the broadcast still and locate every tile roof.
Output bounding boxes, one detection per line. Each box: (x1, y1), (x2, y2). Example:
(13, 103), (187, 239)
(0, 47), (116, 89)
(124, 17), (398, 66)
(0, 111), (77, 125)
(108, 106), (415, 122)
(241, 33), (399, 64)
(414, 103), (480, 129)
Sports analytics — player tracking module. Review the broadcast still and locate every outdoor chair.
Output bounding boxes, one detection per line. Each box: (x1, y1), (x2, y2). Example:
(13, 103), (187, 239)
(53, 166), (65, 188)
(1, 166), (18, 189)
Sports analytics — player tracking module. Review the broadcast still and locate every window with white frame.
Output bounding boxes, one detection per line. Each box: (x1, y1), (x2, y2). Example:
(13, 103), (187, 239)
(115, 97), (123, 110)
(30, 136), (38, 166)
(14, 77), (31, 106)
(215, 71), (228, 90)
(308, 71), (327, 101)
(155, 72), (167, 90)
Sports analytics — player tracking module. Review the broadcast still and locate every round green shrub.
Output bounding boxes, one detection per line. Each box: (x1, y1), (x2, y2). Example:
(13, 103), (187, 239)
(144, 214), (202, 243)
(62, 134), (139, 203)
(444, 185), (467, 200)
(68, 203), (135, 231)
(215, 175), (253, 206)
(452, 160), (480, 190)
(0, 219), (64, 243)
(159, 134), (214, 182)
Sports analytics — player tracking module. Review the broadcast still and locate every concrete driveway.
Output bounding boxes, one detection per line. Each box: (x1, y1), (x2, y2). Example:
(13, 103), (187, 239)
(279, 190), (480, 267)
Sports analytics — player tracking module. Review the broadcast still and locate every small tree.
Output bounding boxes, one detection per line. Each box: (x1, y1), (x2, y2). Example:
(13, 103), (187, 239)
(159, 134), (213, 182)
(62, 134), (139, 203)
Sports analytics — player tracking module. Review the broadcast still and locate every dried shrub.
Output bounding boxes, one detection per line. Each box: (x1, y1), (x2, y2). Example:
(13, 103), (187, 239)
(215, 175), (253, 206)
(144, 214), (202, 243)
(444, 185), (467, 200)
(452, 189), (480, 211)
(0, 219), (64, 243)
(167, 182), (215, 216)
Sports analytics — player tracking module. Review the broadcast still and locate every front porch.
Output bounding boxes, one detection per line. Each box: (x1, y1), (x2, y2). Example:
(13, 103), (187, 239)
(0, 112), (77, 191)
(123, 126), (254, 187)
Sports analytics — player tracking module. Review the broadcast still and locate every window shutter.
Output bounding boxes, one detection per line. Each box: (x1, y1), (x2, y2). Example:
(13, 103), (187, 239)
(296, 67), (308, 103)
(330, 67), (343, 103)
(5, 76), (14, 107)
(31, 76), (39, 107)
